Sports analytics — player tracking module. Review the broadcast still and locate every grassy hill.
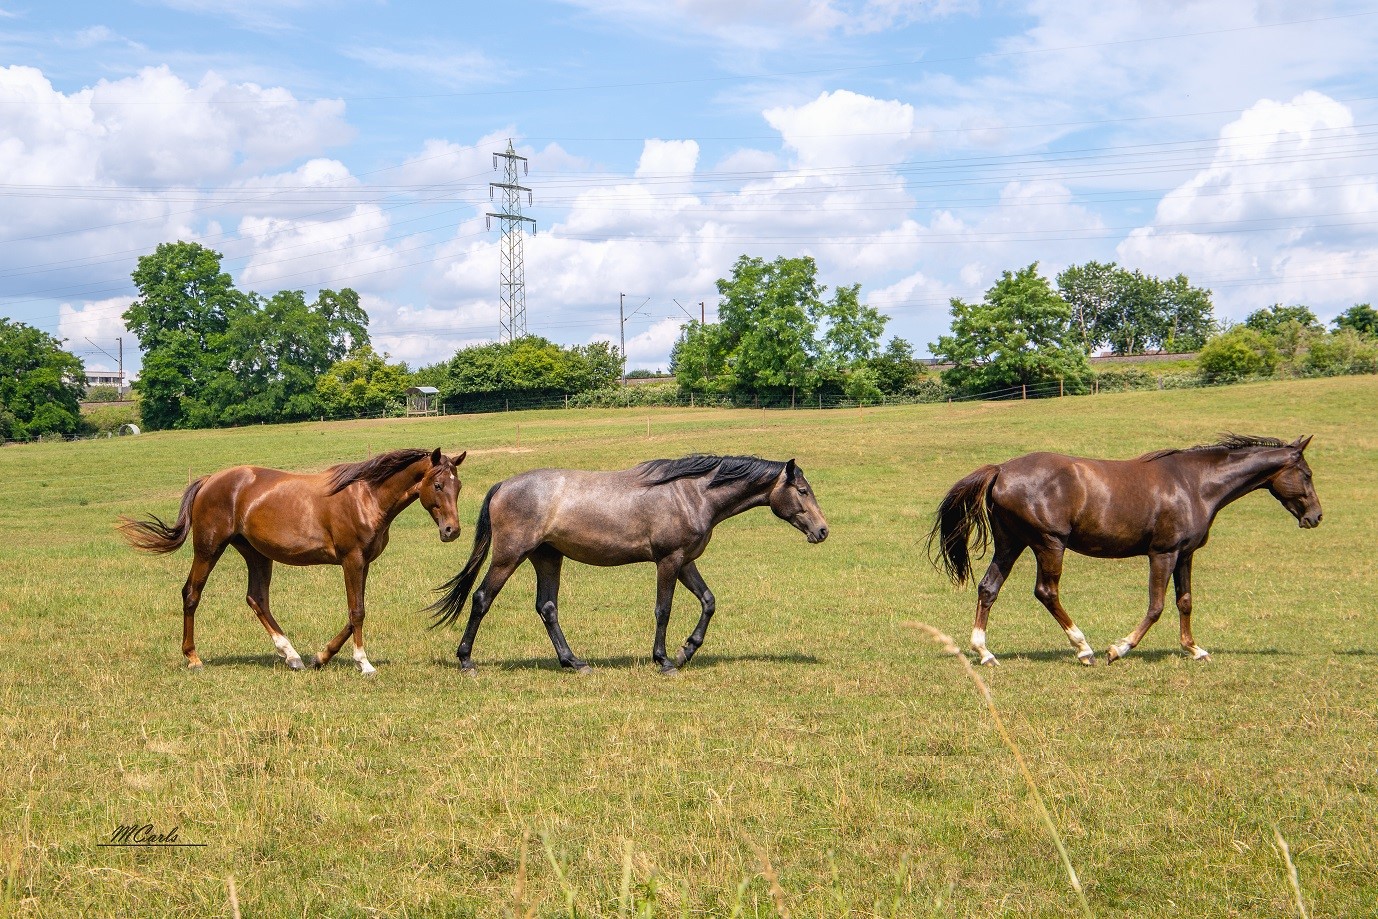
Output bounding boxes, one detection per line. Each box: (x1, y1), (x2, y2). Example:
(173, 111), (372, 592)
(1, 376), (1375, 916)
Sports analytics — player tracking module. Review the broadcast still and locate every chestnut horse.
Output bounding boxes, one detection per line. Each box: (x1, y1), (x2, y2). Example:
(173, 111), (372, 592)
(120, 448), (465, 673)
(429, 454), (829, 674)
(928, 435), (1321, 665)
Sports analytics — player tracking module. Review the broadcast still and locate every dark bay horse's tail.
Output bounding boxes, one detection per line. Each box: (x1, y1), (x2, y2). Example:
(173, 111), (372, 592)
(118, 477), (208, 554)
(428, 483), (499, 628)
(927, 465), (1000, 586)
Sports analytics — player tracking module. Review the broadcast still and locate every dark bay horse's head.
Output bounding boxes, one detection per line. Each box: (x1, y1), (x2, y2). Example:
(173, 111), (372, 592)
(1267, 435), (1322, 529)
(419, 448), (466, 542)
(769, 459), (829, 543)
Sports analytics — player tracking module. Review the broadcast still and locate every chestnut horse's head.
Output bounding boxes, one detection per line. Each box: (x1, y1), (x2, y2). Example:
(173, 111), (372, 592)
(1267, 435), (1322, 529)
(419, 448), (466, 542)
(769, 459), (829, 544)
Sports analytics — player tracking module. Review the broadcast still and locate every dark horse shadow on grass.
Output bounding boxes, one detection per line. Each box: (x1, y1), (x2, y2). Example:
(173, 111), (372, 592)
(990, 646), (1294, 663)
(204, 653), (396, 669)
(429, 651), (822, 672)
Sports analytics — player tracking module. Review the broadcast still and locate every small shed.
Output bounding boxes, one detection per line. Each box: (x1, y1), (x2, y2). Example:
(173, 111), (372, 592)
(406, 386), (440, 416)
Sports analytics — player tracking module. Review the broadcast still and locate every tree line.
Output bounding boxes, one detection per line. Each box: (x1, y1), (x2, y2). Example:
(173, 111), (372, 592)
(3, 242), (1375, 440)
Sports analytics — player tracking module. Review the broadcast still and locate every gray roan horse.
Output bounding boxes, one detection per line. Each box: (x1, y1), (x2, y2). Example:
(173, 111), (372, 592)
(928, 434), (1321, 666)
(429, 455), (830, 673)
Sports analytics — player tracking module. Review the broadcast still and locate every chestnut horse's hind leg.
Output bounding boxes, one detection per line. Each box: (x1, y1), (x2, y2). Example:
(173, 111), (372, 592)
(1107, 551), (1176, 663)
(236, 544), (306, 671)
(1173, 552), (1209, 661)
(1031, 543), (1096, 665)
(674, 561), (715, 668)
(972, 539), (1025, 666)
(181, 546), (224, 670)
(531, 547), (590, 673)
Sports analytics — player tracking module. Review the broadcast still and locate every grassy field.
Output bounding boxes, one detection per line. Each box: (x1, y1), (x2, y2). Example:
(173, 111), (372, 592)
(2, 376), (1375, 917)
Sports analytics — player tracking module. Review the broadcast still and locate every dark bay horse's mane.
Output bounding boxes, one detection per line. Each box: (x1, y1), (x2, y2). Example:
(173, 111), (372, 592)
(325, 449), (432, 495)
(1139, 433), (1287, 463)
(636, 454), (786, 490)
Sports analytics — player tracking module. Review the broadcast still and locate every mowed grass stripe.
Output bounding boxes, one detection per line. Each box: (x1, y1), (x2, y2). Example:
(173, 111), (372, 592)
(1, 376), (1375, 916)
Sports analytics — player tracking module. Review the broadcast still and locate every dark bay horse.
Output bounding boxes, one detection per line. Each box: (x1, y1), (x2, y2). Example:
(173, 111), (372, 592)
(120, 448), (465, 673)
(928, 435), (1321, 665)
(429, 454), (829, 673)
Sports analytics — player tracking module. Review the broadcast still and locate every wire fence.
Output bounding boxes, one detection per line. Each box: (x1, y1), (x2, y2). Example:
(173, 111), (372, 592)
(5, 364), (1372, 447)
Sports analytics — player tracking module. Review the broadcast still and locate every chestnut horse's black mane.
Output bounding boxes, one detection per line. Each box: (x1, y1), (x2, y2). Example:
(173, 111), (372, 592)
(325, 449), (432, 495)
(1139, 433), (1287, 463)
(636, 454), (786, 489)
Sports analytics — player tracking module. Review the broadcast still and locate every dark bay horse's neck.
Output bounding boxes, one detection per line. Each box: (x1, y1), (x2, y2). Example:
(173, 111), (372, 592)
(371, 458), (431, 527)
(702, 476), (775, 526)
(1191, 449), (1290, 515)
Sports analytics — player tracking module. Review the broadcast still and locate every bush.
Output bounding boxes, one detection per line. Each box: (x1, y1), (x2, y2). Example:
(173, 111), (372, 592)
(567, 383), (688, 408)
(901, 376), (954, 403)
(83, 401), (141, 434)
(1198, 328), (1280, 383)
(1302, 329), (1378, 377)
(1092, 366), (1155, 393)
(84, 385), (123, 402)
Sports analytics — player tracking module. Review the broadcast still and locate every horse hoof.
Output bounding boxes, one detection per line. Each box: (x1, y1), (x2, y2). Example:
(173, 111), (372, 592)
(1191, 648), (1211, 662)
(659, 663), (679, 675)
(360, 668), (378, 678)
(977, 651), (998, 666)
(287, 657), (306, 671)
(459, 661), (478, 676)
(311, 655), (326, 670)
(575, 664), (593, 675)
(674, 650), (690, 668)
(187, 662), (204, 672)
(1077, 652), (1096, 666)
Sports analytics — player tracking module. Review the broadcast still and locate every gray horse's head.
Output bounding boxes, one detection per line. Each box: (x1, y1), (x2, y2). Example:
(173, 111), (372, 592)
(769, 459), (829, 543)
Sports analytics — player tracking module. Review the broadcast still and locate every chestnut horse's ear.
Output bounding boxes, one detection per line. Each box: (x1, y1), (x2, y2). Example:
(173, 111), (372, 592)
(784, 458), (798, 481)
(430, 447), (443, 466)
(1292, 434), (1313, 451)
(451, 451), (467, 466)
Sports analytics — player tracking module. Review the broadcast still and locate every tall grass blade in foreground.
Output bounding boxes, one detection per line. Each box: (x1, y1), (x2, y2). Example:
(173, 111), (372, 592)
(907, 621), (1094, 919)
(1273, 825), (1310, 919)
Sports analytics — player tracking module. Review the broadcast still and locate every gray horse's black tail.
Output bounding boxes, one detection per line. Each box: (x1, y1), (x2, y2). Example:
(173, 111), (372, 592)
(926, 464), (999, 586)
(428, 483), (499, 629)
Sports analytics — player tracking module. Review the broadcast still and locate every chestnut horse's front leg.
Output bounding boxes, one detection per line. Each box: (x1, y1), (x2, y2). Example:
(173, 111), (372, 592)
(1174, 552), (1209, 660)
(314, 553), (374, 675)
(1107, 551), (1177, 662)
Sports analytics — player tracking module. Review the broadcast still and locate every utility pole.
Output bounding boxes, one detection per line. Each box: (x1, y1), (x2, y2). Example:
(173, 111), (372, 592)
(486, 139), (535, 342)
(619, 293), (626, 386)
(117, 336), (123, 396)
(700, 301), (705, 324)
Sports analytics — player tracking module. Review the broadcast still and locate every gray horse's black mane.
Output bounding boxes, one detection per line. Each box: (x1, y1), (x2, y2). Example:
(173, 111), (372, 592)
(325, 449), (432, 495)
(636, 454), (786, 489)
(1140, 433), (1287, 462)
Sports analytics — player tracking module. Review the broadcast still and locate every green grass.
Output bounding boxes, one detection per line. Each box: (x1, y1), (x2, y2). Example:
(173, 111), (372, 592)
(2, 376), (1376, 917)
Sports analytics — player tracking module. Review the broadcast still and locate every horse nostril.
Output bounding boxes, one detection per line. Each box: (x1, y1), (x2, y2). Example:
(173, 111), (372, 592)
(819, 527), (829, 540)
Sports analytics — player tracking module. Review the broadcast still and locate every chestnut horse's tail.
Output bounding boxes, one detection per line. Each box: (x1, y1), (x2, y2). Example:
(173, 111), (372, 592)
(927, 464), (1000, 586)
(428, 482), (499, 629)
(118, 477), (208, 554)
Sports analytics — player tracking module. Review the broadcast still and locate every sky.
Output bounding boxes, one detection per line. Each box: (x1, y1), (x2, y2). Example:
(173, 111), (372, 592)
(3, 1), (1378, 376)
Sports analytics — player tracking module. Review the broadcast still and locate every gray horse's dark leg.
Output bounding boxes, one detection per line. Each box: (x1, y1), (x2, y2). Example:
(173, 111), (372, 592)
(652, 556), (681, 673)
(456, 555), (520, 673)
(674, 561), (715, 668)
(531, 548), (590, 673)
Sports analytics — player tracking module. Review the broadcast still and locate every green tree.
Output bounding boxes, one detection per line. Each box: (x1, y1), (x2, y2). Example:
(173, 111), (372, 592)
(1333, 303), (1378, 337)
(866, 337), (922, 395)
(0, 319), (87, 440)
(206, 289), (370, 425)
(1197, 326), (1280, 382)
(715, 255), (822, 393)
(124, 242), (251, 430)
(1244, 304), (1323, 336)
(316, 346), (411, 418)
(673, 255), (886, 397)
(426, 336), (620, 408)
(932, 263), (1091, 395)
(1057, 262), (1214, 354)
